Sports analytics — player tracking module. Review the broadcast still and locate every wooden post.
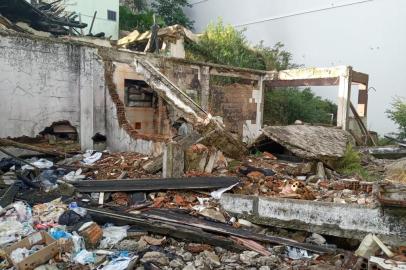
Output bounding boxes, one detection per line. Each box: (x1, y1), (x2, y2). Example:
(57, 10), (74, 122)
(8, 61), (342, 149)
(357, 83), (368, 124)
(337, 67), (352, 130)
(163, 142), (184, 178)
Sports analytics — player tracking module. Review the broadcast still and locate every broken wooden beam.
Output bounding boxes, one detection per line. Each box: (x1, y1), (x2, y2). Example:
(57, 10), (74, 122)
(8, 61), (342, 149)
(140, 208), (335, 254)
(0, 184), (19, 207)
(73, 177), (240, 192)
(85, 207), (334, 254)
(85, 207), (245, 252)
(0, 138), (70, 158)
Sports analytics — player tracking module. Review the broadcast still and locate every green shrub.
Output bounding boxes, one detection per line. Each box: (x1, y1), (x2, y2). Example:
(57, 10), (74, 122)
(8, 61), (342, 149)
(386, 97), (406, 139)
(337, 144), (371, 180)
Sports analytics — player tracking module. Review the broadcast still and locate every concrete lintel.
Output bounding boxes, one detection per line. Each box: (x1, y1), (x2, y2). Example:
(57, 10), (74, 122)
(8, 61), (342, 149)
(220, 194), (406, 246)
(265, 66), (349, 81)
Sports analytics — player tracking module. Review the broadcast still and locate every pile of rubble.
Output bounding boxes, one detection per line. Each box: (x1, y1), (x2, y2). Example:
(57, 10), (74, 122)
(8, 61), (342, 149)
(0, 124), (405, 269)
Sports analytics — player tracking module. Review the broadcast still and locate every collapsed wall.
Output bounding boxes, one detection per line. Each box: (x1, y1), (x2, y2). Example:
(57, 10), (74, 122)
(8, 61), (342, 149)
(0, 30), (263, 156)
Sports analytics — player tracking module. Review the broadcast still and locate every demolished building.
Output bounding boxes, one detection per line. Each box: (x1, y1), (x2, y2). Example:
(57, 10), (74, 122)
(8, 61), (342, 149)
(2, 15), (406, 270)
(0, 26), (371, 156)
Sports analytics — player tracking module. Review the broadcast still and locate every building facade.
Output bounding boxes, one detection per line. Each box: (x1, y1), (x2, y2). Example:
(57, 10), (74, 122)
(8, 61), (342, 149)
(64, 0), (119, 39)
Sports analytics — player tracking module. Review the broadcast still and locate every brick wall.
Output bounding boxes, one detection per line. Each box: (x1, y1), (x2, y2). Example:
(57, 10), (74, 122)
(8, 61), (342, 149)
(210, 83), (257, 136)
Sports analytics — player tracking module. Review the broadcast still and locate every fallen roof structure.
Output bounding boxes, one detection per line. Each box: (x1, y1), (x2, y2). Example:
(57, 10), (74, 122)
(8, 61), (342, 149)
(254, 125), (354, 168)
(0, 0), (87, 35)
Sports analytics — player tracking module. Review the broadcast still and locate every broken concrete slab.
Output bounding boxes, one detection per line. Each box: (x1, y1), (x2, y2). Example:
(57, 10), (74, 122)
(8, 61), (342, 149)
(254, 125), (354, 168)
(385, 157), (406, 183)
(219, 193), (406, 246)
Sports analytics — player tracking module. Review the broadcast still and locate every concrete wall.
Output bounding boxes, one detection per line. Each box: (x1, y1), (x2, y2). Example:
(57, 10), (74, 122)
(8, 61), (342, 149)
(0, 33), (81, 139)
(0, 31), (264, 153)
(0, 32), (106, 150)
(220, 193), (406, 246)
(63, 0), (120, 40)
(185, 0), (406, 135)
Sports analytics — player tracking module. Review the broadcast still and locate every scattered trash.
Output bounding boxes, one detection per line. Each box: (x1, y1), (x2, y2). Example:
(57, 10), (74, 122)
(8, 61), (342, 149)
(211, 183), (239, 199)
(83, 151), (103, 165)
(99, 224), (129, 248)
(73, 249), (95, 265)
(286, 246), (314, 260)
(22, 158), (53, 170)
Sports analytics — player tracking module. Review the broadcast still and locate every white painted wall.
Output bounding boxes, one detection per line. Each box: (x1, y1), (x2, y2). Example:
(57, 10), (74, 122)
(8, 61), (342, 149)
(185, 0), (406, 135)
(63, 0), (119, 39)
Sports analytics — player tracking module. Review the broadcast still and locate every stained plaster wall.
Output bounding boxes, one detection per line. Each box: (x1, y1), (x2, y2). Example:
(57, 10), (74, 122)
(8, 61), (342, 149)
(0, 32), (105, 150)
(0, 33), (82, 139)
(0, 31), (264, 154)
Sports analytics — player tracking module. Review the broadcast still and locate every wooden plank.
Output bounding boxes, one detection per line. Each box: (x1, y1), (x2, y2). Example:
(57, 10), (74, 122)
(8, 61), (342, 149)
(0, 138), (70, 158)
(141, 208), (335, 254)
(351, 70), (369, 85)
(73, 177), (240, 192)
(86, 207), (245, 252)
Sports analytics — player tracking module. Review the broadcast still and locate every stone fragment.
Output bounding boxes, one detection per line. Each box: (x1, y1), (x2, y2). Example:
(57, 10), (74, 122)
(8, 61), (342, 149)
(202, 250), (221, 267)
(181, 252), (193, 261)
(141, 251), (169, 266)
(183, 264), (197, 270)
(306, 233), (326, 245)
(200, 208), (226, 223)
(170, 258), (185, 268)
(239, 251), (259, 265)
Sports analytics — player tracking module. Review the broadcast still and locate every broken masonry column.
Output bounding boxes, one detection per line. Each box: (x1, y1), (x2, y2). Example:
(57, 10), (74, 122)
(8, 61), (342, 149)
(163, 142), (184, 178)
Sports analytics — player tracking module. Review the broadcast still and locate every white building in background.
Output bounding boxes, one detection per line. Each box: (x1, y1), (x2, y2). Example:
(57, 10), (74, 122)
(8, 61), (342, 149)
(185, 0), (406, 135)
(29, 0), (120, 39)
(64, 0), (119, 39)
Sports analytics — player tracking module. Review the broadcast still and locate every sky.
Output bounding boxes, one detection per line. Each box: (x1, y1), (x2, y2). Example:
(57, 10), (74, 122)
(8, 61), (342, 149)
(185, 0), (406, 135)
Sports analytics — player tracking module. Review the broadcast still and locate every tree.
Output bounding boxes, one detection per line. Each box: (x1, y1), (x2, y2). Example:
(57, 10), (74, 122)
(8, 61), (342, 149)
(264, 88), (337, 125)
(386, 97), (406, 139)
(119, 6), (166, 32)
(151, 0), (194, 29)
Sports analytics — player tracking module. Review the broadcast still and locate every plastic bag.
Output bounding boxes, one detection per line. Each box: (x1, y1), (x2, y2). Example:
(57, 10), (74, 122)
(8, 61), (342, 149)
(286, 247), (313, 260)
(99, 225), (129, 248)
(10, 248), (30, 264)
(102, 255), (137, 270)
(83, 151), (102, 165)
(210, 183), (238, 199)
(63, 169), (86, 182)
(68, 202), (87, 217)
(22, 158), (53, 170)
(73, 249), (95, 265)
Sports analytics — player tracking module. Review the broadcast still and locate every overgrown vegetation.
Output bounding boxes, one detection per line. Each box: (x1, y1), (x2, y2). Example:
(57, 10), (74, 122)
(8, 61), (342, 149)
(119, 0), (193, 32)
(386, 97), (406, 139)
(186, 20), (337, 125)
(337, 144), (371, 180)
(264, 88), (337, 126)
(186, 21), (294, 71)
